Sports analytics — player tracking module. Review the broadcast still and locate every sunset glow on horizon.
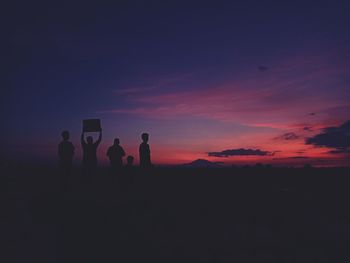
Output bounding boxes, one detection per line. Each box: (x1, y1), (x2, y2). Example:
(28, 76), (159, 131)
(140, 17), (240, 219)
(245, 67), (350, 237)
(3, 1), (350, 167)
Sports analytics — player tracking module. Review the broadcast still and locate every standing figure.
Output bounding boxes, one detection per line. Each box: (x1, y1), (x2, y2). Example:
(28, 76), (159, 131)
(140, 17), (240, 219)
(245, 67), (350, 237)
(126, 155), (134, 168)
(139, 132), (152, 168)
(106, 138), (126, 170)
(81, 130), (102, 175)
(58, 130), (75, 173)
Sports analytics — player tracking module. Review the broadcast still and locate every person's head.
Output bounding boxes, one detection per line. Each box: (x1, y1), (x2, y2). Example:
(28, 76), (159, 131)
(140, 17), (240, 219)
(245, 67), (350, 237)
(141, 133), (149, 143)
(61, 130), (70, 141)
(127, 155), (134, 166)
(114, 138), (120, 145)
(87, 136), (93, 144)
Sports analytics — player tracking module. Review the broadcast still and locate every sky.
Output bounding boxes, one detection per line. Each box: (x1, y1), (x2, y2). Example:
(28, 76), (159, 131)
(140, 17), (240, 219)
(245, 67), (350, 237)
(2, 0), (350, 166)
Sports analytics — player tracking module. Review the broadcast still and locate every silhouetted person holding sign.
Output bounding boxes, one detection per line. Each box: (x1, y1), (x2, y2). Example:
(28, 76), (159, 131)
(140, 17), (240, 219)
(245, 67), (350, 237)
(139, 132), (152, 168)
(81, 130), (102, 175)
(106, 138), (125, 170)
(58, 130), (75, 173)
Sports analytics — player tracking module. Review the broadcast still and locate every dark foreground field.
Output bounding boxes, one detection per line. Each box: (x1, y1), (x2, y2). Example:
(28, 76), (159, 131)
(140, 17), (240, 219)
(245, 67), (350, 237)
(1, 167), (350, 262)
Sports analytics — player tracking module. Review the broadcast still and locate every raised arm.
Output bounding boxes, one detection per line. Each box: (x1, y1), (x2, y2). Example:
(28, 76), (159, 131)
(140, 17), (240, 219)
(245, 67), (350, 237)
(81, 132), (86, 146)
(95, 130), (102, 146)
(121, 147), (126, 157)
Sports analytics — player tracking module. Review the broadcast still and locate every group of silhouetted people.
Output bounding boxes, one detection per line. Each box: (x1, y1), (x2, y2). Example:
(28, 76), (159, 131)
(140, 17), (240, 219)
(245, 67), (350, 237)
(58, 130), (152, 176)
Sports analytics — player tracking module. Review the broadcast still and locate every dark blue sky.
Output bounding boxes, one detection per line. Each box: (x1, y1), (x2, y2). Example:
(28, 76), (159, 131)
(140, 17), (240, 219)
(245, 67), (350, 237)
(2, 1), (350, 165)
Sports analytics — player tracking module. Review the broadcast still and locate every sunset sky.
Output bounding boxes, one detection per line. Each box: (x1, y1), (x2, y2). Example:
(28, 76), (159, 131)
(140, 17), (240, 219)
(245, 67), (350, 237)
(2, 1), (350, 166)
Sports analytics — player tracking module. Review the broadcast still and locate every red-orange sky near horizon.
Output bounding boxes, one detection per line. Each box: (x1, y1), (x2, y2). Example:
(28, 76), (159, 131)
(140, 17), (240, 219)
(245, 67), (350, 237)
(3, 1), (350, 167)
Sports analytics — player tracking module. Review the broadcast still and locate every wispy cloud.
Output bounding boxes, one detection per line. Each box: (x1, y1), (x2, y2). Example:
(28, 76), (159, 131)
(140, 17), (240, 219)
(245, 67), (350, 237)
(274, 132), (300, 141)
(273, 156), (309, 160)
(102, 53), (350, 130)
(208, 148), (274, 157)
(97, 52), (350, 166)
(328, 149), (350, 154)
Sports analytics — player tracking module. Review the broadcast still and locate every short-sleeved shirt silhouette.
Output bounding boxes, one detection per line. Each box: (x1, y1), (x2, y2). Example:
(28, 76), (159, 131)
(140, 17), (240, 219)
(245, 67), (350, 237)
(107, 145), (125, 167)
(139, 142), (151, 168)
(58, 141), (74, 164)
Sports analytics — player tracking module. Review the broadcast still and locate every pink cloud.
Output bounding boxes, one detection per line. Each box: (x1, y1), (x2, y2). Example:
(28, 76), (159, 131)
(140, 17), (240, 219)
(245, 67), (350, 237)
(104, 87), (347, 131)
(97, 52), (350, 166)
(103, 51), (349, 131)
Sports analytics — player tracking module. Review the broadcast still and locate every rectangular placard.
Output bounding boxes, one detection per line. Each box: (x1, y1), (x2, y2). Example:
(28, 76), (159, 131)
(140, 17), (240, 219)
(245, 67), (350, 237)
(83, 119), (101, 132)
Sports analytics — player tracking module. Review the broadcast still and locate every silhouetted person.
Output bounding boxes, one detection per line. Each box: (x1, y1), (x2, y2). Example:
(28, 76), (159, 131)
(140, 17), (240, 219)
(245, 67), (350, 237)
(58, 131), (74, 191)
(106, 138), (125, 170)
(58, 130), (75, 173)
(126, 155), (134, 167)
(81, 130), (102, 175)
(139, 132), (152, 168)
(123, 155), (135, 185)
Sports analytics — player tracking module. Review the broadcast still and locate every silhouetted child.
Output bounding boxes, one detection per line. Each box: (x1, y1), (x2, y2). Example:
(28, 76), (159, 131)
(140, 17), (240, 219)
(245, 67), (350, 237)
(58, 130), (75, 173)
(81, 130), (102, 175)
(139, 133), (152, 168)
(124, 155), (135, 184)
(106, 138), (125, 170)
(126, 155), (134, 167)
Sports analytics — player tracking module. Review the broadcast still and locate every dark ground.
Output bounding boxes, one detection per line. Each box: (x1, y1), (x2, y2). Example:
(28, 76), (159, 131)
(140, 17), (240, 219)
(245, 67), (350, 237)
(1, 166), (350, 262)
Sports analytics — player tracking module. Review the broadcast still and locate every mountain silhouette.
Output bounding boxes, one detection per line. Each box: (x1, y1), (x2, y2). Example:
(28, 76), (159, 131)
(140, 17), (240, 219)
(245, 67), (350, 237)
(182, 159), (223, 168)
